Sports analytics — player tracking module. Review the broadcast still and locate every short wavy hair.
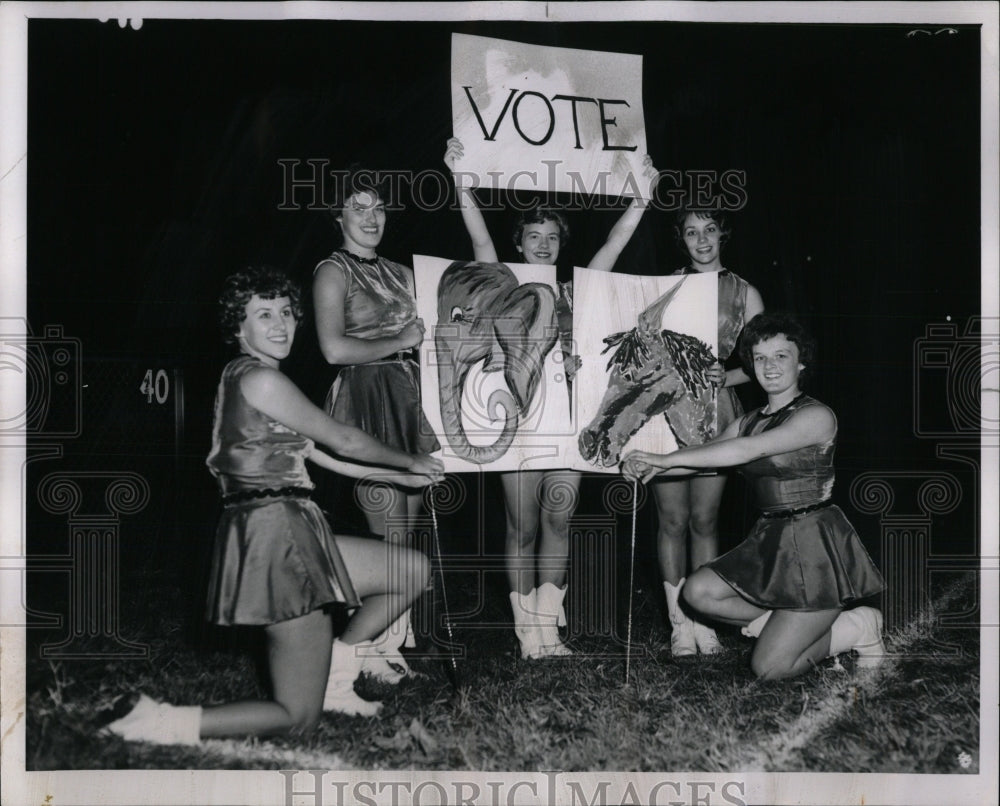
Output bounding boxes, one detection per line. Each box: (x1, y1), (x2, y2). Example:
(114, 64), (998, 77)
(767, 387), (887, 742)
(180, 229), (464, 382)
(328, 164), (391, 227)
(738, 312), (817, 387)
(673, 206), (732, 251)
(512, 207), (570, 251)
(218, 266), (303, 344)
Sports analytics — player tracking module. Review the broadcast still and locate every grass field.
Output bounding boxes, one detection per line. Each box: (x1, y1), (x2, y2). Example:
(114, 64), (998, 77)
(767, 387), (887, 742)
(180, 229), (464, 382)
(25, 558), (980, 775)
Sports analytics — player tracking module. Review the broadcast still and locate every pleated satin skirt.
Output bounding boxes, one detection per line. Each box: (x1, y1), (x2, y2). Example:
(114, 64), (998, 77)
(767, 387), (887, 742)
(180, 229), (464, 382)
(326, 360), (440, 455)
(206, 496), (361, 626)
(708, 504), (885, 611)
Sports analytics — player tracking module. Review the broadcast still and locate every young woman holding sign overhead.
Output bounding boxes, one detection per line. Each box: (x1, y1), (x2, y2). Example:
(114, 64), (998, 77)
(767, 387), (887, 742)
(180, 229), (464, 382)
(444, 137), (659, 659)
(312, 168), (441, 681)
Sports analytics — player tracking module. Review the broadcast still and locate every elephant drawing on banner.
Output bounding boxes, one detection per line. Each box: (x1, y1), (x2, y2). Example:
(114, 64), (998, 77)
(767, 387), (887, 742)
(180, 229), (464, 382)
(435, 261), (559, 464)
(578, 276), (718, 467)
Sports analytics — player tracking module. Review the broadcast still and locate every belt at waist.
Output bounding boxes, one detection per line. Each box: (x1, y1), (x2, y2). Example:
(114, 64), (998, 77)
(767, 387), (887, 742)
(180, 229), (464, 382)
(348, 349), (417, 367)
(222, 486), (313, 506)
(759, 499), (833, 519)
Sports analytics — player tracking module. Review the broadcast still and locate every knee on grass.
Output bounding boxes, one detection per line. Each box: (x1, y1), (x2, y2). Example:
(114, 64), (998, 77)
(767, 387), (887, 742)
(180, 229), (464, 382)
(749, 647), (799, 681)
(281, 701), (323, 735)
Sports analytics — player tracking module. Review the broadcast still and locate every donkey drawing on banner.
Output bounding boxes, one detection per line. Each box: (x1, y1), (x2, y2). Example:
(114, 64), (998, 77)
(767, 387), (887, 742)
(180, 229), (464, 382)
(578, 276), (718, 467)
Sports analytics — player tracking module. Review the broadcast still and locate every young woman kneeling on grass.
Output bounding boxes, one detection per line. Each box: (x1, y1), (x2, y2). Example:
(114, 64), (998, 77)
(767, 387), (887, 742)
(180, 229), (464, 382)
(621, 312), (886, 680)
(105, 267), (444, 744)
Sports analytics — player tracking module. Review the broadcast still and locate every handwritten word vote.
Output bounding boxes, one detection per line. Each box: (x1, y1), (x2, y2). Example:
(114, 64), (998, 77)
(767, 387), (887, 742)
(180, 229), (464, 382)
(462, 87), (638, 151)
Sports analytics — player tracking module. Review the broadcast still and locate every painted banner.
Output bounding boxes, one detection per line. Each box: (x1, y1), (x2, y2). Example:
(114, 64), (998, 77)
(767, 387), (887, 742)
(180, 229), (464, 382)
(451, 33), (648, 199)
(416, 256), (718, 473)
(570, 268), (719, 472)
(415, 255), (577, 473)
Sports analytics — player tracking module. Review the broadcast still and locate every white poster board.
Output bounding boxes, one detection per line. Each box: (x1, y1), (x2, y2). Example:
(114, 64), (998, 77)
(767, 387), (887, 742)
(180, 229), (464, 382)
(415, 254), (577, 472)
(570, 267), (719, 472)
(451, 33), (649, 199)
(416, 256), (718, 473)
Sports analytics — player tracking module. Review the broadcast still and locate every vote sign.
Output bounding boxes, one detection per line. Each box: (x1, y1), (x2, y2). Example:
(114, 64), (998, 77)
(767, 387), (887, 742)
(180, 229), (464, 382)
(451, 33), (649, 199)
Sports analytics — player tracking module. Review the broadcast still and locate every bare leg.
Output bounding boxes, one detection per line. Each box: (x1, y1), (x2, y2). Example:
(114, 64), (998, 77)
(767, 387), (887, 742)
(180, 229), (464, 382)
(502, 470), (575, 658)
(652, 478), (691, 585)
(684, 567), (767, 625)
(357, 488), (428, 664)
(404, 490), (425, 544)
(751, 609), (840, 680)
(688, 473), (726, 570)
(502, 470), (543, 594)
(536, 470), (581, 588)
(199, 609), (332, 738)
(334, 535), (430, 644)
(357, 481), (421, 545)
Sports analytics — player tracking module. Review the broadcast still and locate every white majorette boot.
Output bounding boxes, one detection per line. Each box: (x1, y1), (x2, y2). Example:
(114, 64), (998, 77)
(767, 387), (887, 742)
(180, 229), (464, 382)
(664, 579), (697, 658)
(741, 609), (773, 638)
(323, 639), (382, 716)
(533, 582), (573, 658)
(509, 589), (541, 659)
(829, 606), (886, 669)
(105, 694), (201, 745)
(362, 610), (414, 684)
(692, 620), (724, 655)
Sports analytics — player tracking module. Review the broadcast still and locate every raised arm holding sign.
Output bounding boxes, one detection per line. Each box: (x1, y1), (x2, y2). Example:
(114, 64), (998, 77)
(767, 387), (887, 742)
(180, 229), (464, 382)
(440, 133), (658, 661)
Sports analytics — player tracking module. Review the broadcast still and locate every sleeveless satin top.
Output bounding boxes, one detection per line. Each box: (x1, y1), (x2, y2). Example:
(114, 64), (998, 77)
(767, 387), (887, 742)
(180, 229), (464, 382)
(315, 249), (416, 341)
(206, 356), (314, 495)
(738, 394), (836, 511)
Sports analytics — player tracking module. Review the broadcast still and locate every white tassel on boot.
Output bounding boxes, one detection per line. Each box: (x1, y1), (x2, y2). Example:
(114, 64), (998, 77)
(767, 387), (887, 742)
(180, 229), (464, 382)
(533, 582), (573, 658)
(324, 639), (382, 716)
(396, 607), (417, 649)
(829, 606), (886, 669)
(362, 610), (414, 683)
(105, 694), (201, 745)
(741, 609), (773, 638)
(509, 589), (541, 659)
(664, 579), (697, 658)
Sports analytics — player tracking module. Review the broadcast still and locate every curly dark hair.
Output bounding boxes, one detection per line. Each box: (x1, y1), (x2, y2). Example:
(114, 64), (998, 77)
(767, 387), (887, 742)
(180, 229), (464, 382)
(738, 312), (817, 387)
(328, 164), (392, 230)
(218, 267), (304, 344)
(673, 206), (732, 252)
(511, 207), (570, 251)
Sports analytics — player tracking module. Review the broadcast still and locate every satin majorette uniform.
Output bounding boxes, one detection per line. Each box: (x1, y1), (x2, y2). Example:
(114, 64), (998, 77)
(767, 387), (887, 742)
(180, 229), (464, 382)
(205, 355), (361, 626)
(318, 249), (439, 455)
(707, 394), (886, 611)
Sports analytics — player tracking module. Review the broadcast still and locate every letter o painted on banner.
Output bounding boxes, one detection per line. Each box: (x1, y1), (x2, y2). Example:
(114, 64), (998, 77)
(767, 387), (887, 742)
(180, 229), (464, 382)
(512, 91), (555, 146)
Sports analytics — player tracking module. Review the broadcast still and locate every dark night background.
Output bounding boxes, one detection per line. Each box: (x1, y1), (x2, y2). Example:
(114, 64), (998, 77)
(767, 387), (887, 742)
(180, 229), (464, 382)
(24, 18), (982, 631)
